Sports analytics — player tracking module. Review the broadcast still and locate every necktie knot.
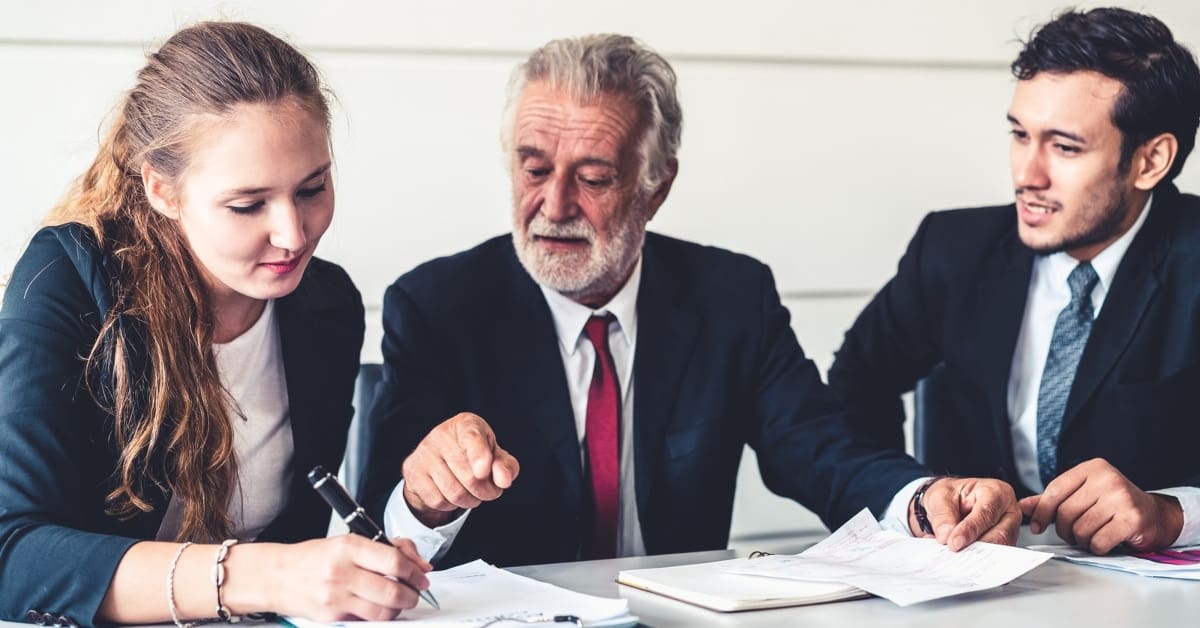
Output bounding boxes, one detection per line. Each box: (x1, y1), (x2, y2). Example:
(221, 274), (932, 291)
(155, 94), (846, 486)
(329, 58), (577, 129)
(1067, 262), (1099, 306)
(584, 314), (615, 348)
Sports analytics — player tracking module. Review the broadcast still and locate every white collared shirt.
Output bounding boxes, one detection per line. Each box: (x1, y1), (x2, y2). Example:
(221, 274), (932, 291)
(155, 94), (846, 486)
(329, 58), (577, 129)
(383, 260), (646, 561)
(539, 258), (644, 557)
(379, 252), (933, 559)
(1005, 196), (1200, 545)
(885, 196), (1200, 546)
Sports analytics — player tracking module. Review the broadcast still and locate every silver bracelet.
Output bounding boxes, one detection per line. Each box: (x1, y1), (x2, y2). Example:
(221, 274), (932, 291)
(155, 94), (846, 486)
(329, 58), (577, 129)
(213, 539), (240, 622)
(168, 541), (195, 628)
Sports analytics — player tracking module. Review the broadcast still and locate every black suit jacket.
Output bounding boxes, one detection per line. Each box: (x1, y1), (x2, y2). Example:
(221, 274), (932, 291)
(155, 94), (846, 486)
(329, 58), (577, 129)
(0, 224), (364, 626)
(829, 183), (1200, 495)
(360, 232), (928, 568)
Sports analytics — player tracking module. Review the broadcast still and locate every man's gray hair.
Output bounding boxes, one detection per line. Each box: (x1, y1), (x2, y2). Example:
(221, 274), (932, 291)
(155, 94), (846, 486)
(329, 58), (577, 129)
(501, 34), (683, 194)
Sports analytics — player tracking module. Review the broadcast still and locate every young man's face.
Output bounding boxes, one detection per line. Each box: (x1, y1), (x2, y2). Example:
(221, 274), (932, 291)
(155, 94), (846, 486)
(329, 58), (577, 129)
(1007, 71), (1142, 260)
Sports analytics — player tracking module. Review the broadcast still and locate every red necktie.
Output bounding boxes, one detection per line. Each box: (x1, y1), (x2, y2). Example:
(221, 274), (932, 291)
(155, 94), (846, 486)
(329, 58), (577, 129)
(583, 314), (619, 559)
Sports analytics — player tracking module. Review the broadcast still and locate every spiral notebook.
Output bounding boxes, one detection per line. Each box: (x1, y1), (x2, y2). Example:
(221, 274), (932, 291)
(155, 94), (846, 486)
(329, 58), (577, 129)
(617, 555), (868, 612)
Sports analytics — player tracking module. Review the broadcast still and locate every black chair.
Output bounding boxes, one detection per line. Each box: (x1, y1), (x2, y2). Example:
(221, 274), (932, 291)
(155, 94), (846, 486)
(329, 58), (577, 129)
(342, 363), (383, 498)
(913, 362), (955, 470)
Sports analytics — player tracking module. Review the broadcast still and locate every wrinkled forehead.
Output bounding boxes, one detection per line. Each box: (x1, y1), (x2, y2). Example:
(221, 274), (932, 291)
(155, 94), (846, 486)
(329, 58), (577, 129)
(512, 81), (644, 161)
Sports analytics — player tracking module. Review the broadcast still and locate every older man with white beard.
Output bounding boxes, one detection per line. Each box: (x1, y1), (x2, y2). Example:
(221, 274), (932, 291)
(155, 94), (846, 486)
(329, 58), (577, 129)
(358, 34), (1022, 569)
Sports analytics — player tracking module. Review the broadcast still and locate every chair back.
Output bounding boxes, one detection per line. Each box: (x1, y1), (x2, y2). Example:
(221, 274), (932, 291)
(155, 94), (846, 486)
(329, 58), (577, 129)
(342, 363), (383, 498)
(913, 362), (954, 469)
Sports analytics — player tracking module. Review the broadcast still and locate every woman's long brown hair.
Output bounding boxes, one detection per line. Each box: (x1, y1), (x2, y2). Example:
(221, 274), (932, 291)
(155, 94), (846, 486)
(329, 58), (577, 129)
(45, 22), (330, 542)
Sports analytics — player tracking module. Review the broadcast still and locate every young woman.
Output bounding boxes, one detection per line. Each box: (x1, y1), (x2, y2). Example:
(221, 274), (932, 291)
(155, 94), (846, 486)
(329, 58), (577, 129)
(0, 22), (429, 627)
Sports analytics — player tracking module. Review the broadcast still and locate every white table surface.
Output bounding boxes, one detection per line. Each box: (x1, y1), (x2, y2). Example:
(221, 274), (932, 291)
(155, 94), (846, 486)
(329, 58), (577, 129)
(509, 528), (1200, 628)
(4, 528), (1194, 627)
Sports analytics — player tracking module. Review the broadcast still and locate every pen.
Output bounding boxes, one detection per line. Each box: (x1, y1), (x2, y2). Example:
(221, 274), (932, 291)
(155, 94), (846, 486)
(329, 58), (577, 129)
(307, 465), (440, 610)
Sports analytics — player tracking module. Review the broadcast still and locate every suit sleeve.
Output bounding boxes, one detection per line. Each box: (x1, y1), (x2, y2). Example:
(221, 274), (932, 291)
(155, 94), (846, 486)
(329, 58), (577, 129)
(0, 239), (139, 627)
(747, 262), (930, 529)
(827, 212), (946, 450)
(358, 282), (460, 521)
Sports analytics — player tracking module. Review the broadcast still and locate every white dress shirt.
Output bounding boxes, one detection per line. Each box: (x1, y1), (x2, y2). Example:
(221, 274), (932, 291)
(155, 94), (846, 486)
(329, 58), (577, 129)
(384, 255), (917, 560)
(1006, 196), (1200, 546)
(384, 259), (645, 561)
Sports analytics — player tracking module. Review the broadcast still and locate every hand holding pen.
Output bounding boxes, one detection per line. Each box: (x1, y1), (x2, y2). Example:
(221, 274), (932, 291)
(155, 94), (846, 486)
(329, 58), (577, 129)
(308, 465), (441, 610)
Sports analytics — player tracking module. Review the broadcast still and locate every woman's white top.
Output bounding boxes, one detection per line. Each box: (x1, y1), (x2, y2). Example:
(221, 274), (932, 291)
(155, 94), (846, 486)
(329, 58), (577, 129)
(156, 299), (294, 541)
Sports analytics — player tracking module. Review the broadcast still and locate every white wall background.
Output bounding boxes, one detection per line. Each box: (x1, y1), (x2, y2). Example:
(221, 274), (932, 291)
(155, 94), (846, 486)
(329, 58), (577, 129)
(3, 0), (1200, 543)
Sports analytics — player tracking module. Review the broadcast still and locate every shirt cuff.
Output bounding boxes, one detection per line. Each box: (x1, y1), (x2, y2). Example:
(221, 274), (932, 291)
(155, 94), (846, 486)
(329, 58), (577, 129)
(382, 479), (470, 563)
(880, 476), (933, 536)
(1149, 486), (1200, 547)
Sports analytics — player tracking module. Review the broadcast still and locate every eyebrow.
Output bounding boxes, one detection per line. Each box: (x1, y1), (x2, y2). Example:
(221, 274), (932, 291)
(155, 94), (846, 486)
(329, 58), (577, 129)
(220, 162), (331, 196)
(1006, 114), (1087, 144)
(516, 146), (547, 161)
(516, 146), (618, 170)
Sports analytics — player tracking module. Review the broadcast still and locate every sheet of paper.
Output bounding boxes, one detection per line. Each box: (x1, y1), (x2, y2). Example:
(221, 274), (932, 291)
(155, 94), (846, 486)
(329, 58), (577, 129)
(1027, 544), (1200, 580)
(727, 508), (1052, 606)
(284, 559), (635, 627)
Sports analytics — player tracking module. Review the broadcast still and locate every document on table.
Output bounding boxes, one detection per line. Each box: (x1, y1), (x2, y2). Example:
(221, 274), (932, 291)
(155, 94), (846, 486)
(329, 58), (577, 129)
(727, 508), (1052, 606)
(1027, 544), (1200, 580)
(283, 559), (636, 627)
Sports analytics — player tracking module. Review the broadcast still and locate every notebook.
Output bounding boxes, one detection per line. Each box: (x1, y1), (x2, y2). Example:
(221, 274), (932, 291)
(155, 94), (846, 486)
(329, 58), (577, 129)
(617, 556), (868, 612)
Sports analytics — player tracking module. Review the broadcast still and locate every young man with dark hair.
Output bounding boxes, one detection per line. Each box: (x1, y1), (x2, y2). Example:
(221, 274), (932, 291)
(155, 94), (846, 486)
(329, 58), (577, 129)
(830, 7), (1200, 555)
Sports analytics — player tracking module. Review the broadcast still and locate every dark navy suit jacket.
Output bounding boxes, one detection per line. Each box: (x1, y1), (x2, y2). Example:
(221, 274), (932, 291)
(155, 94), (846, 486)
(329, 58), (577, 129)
(359, 232), (928, 568)
(829, 183), (1200, 495)
(0, 224), (364, 626)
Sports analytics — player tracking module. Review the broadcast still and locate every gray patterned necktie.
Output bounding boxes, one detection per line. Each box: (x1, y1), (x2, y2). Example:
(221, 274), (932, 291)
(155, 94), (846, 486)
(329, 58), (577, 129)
(1036, 261), (1100, 487)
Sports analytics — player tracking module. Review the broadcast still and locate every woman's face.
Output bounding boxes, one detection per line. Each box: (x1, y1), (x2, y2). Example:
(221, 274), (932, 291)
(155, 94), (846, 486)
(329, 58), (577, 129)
(147, 100), (334, 313)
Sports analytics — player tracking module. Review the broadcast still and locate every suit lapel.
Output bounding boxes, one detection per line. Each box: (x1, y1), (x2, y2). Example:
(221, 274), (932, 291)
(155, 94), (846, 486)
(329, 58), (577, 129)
(631, 242), (699, 516)
(274, 296), (320, 479)
(499, 248), (586, 510)
(968, 227), (1034, 470)
(1061, 189), (1173, 433)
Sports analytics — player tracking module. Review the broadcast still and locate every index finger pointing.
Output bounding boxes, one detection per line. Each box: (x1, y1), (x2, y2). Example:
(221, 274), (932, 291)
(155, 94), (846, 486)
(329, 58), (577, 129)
(457, 424), (497, 480)
(1018, 495), (1040, 517)
(1029, 472), (1086, 534)
(491, 446), (520, 489)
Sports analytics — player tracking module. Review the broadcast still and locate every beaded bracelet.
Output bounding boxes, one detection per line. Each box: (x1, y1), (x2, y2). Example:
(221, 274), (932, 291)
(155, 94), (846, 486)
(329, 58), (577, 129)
(167, 541), (195, 628)
(213, 539), (240, 623)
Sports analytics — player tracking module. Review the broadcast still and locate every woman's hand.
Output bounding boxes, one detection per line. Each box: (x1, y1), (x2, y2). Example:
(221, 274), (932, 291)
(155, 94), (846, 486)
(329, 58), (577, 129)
(229, 534), (433, 621)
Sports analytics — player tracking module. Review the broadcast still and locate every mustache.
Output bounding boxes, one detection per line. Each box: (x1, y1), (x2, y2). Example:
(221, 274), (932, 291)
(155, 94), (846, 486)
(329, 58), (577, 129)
(1015, 189), (1062, 211)
(527, 215), (596, 241)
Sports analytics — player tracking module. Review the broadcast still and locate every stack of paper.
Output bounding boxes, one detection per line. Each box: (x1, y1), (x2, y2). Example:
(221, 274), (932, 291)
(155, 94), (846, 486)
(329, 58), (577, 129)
(285, 559), (636, 627)
(618, 557), (868, 611)
(1028, 544), (1200, 580)
(726, 508), (1052, 606)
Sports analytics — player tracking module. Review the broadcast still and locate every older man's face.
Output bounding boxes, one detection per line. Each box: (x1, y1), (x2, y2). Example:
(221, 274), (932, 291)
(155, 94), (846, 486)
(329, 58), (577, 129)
(511, 81), (652, 306)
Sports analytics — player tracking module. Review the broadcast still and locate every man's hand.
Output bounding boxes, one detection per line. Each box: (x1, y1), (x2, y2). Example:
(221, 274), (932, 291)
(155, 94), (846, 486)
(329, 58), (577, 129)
(910, 477), (1021, 551)
(1020, 458), (1183, 555)
(401, 412), (520, 528)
